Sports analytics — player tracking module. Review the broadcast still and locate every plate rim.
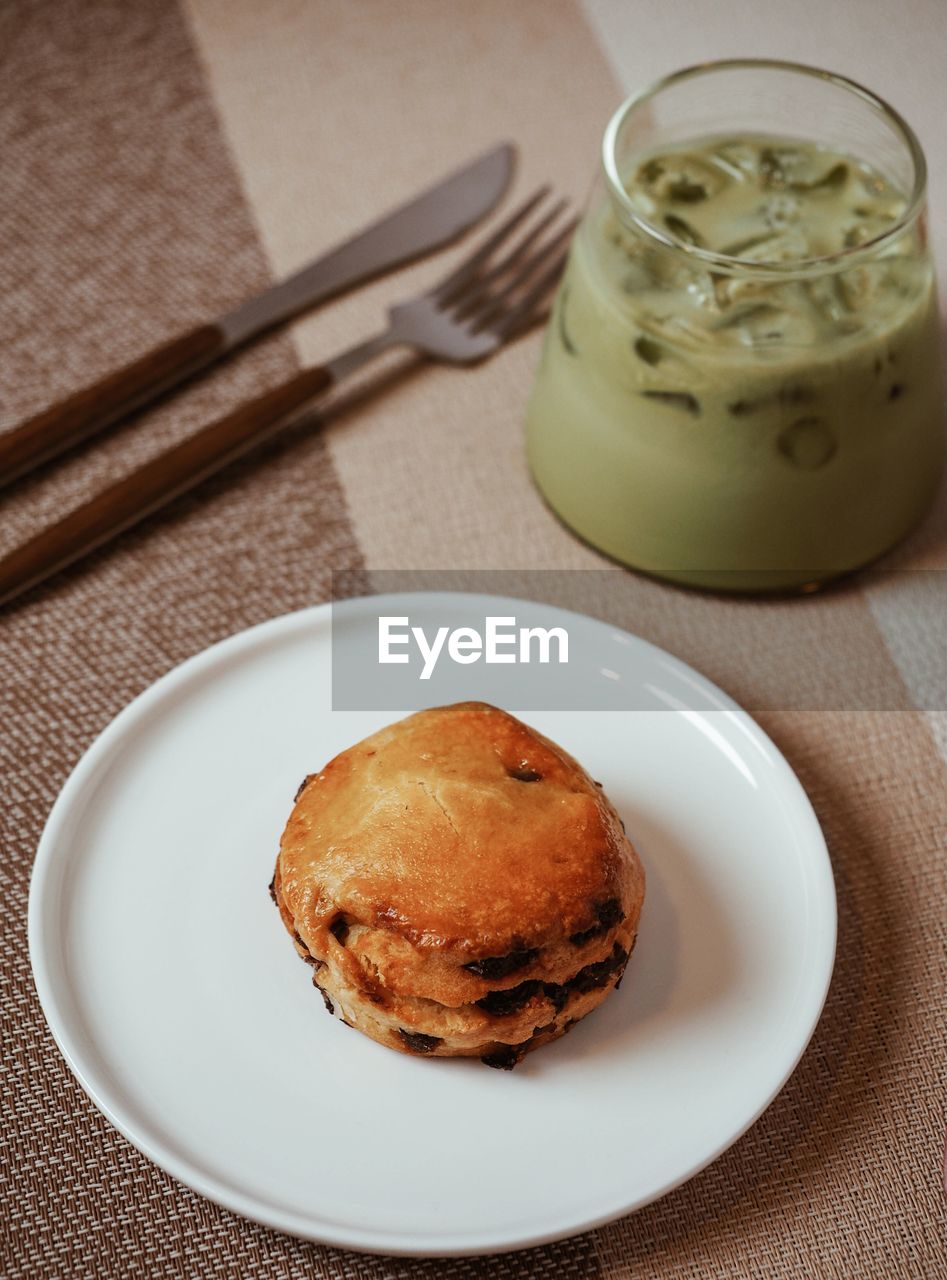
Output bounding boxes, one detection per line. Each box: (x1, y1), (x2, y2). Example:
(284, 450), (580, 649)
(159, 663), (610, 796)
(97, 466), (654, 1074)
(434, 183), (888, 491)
(28, 594), (837, 1256)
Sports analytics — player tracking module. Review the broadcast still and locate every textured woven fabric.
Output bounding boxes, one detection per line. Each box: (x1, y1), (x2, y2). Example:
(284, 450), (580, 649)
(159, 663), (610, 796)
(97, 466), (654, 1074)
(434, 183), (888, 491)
(2, 1), (945, 1277)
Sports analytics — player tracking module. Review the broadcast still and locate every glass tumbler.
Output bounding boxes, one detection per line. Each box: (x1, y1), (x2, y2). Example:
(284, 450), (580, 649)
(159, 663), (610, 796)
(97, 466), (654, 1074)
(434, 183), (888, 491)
(525, 60), (944, 591)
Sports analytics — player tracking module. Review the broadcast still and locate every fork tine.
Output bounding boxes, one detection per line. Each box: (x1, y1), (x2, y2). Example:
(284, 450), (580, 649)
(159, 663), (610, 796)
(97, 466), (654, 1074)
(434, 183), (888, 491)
(431, 185), (551, 301)
(466, 218), (576, 332)
(450, 198), (570, 315)
(488, 242), (572, 340)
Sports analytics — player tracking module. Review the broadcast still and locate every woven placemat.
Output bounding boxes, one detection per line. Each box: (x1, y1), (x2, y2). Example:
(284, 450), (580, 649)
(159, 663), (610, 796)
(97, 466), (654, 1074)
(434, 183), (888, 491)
(2, 2), (945, 1276)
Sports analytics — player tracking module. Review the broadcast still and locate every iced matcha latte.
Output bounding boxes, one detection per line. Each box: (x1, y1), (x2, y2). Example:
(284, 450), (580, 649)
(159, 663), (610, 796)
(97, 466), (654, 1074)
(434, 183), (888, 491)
(526, 65), (944, 590)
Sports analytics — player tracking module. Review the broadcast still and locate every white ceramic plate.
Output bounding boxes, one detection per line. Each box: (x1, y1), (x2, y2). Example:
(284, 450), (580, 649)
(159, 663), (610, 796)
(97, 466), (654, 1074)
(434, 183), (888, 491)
(29, 594), (836, 1256)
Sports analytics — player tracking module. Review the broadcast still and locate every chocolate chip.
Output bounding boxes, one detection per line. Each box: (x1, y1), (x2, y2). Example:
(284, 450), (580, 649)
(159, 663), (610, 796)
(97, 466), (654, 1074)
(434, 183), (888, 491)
(615, 934), (636, 984)
(313, 978), (334, 1016)
(476, 980), (544, 1017)
(509, 768), (542, 782)
(268, 874), (277, 905)
(398, 1029), (443, 1054)
(544, 942), (628, 1010)
(569, 897), (624, 946)
(543, 983), (569, 1013)
(464, 949), (539, 980)
(600, 898), (624, 928)
(291, 928), (323, 969)
(477, 943), (629, 1020)
(329, 916), (350, 946)
(294, 774), (314, 803)
(568, 943), (629, 995)
(480, 1041), (529, 1070)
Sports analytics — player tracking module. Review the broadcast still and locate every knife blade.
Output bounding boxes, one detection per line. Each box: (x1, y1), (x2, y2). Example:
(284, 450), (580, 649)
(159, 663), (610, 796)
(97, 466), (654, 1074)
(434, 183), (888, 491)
(0, 142), (515, 489)
(219, 142), (515, 346)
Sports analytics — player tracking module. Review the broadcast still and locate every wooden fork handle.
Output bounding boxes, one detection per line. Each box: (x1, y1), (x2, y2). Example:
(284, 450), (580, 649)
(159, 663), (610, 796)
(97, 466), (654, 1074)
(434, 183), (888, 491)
(0, 322), (228, 489)
(0, 364), (333, 608)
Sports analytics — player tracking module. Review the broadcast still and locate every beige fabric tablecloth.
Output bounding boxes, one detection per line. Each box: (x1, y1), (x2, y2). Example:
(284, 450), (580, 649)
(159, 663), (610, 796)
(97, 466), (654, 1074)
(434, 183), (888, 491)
(2, 2), (945, 1276)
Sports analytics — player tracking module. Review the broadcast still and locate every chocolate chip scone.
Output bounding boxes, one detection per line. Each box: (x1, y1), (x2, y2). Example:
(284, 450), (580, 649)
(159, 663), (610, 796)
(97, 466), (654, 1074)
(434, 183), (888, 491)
(270, 702), (645, 1068)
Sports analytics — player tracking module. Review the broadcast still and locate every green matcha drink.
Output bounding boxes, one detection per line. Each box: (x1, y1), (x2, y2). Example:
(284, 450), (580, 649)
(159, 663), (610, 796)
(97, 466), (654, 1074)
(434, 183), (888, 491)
(526, 65), (944, 591)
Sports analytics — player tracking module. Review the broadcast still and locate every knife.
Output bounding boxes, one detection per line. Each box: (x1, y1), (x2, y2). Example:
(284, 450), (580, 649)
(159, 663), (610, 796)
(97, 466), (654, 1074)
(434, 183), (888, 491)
(0, 142), (515, 489)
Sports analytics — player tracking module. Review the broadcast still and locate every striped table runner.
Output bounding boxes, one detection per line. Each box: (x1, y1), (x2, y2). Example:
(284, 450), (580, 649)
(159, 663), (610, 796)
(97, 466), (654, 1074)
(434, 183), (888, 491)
(2, 2), (944, 1276)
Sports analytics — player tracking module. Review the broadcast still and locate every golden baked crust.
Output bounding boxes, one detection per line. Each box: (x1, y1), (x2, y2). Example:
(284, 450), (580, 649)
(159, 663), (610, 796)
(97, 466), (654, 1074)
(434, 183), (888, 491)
(272, 702), (645, 1067)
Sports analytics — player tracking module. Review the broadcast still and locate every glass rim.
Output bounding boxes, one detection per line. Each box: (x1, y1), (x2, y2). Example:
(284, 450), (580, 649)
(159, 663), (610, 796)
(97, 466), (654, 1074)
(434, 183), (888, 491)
(602, 58), (929, 278)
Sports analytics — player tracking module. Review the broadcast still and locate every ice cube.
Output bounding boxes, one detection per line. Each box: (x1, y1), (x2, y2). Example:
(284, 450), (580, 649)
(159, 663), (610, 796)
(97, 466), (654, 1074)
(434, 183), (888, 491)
(715, 300), (817, 349)
(634, 154), (726, 205)
(758, 146), (849, 193)
(759, 194), (802, 229)
(708, 143), (758, 179)
(777, 418), (837, 469)
(712, 273), (772, 309)
(741, 228), (810, 262)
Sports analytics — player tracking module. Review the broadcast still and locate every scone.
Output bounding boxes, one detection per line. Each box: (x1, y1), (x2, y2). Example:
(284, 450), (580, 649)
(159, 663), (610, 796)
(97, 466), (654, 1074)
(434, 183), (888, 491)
(270, 702), (645, 1068)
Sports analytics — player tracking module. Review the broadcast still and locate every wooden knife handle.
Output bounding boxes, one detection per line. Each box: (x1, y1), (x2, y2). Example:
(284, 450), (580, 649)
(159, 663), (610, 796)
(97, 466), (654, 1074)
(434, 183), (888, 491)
(0, 322), (227, 488)
(0, 364), (333, 608)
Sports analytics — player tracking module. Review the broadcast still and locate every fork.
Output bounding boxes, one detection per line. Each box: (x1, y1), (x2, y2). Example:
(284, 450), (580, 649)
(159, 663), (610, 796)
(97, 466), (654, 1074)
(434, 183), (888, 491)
(0, 190), (574, 608)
